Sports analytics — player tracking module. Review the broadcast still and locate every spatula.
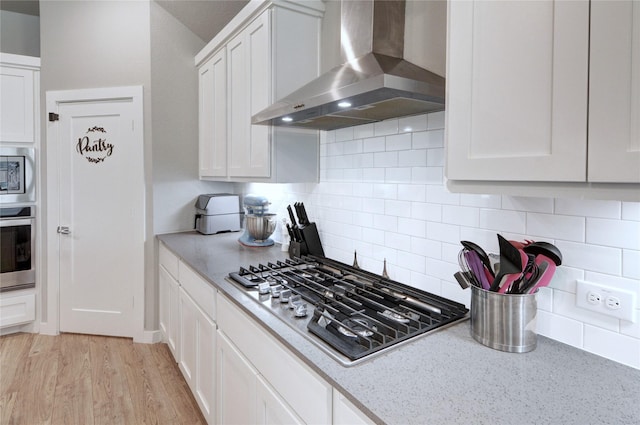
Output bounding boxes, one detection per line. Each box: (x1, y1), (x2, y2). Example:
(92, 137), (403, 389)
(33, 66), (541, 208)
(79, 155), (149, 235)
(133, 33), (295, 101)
(489, 234), (524, 292)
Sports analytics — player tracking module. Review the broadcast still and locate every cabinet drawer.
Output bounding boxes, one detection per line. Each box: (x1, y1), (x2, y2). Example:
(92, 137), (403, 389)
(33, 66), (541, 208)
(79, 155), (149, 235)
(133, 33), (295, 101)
(218, 294), (332, 424)
(178, 261), (215, 320)
(159, 242), (179, 280)
(0, 293), (35, 328)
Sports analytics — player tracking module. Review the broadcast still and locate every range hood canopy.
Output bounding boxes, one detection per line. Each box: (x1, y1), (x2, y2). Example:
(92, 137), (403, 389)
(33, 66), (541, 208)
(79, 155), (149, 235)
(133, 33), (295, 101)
(252, 0), (445, 131)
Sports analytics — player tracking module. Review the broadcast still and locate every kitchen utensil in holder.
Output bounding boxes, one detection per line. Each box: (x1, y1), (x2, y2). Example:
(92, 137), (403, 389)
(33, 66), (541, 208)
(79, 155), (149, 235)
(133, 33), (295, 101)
(470, 285), (537, 353)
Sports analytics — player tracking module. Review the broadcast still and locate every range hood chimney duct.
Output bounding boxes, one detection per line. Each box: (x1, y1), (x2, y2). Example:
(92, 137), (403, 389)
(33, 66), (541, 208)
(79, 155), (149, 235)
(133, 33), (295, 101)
(252, 0), (445, 131)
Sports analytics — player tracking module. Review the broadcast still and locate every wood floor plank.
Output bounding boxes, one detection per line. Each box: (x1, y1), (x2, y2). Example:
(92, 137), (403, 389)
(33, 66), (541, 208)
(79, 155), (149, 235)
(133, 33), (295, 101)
(149, 342), (206, 424)
(50, 333), (95, 425)
(0, 333), (206, 424)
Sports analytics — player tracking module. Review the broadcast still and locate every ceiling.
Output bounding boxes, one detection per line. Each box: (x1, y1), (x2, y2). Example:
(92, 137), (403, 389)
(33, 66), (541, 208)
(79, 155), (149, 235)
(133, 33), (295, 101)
(0, 0), (250, 43)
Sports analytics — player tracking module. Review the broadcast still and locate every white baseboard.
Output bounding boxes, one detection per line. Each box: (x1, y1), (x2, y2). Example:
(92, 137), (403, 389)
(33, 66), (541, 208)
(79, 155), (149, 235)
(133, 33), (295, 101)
(38, 321), (60, 336)
(135, 329), (162, 344)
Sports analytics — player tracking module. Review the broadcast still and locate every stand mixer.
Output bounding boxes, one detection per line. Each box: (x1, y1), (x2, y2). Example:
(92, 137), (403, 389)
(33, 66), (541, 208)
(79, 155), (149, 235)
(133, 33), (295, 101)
(238, 194), (277, 247)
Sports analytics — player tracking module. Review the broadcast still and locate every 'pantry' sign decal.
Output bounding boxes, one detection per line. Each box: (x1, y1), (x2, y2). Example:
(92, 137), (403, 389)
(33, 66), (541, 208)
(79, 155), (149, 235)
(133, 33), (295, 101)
(76, 126), (114, 164)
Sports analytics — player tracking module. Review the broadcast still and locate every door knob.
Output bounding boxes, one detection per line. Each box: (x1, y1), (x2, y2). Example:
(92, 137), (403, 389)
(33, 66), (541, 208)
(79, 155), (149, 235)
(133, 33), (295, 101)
(57, 226), (70, 234)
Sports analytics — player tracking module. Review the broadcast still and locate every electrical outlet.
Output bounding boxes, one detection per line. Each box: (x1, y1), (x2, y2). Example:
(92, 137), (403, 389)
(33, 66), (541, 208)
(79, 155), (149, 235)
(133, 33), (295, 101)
(576, 280), (637, 322)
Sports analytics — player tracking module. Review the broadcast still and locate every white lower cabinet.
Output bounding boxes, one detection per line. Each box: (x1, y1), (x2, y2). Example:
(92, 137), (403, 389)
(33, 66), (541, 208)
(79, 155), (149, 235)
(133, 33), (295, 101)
(256, 374), (304, 425)
(332, 390), (374, 425)
(217, 330), (258, 424)
(158, 265), (180, 360)
(157, 243), (216, 424)
(217, 294), (332, 424)
(0, 292), (35, 328)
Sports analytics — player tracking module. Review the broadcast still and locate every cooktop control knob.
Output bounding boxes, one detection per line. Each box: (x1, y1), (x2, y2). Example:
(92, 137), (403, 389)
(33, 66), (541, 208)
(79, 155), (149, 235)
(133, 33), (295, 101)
(280, 289), (291, 303)
(271, 285), (282, 298)
(294, 303), (308, 318)
(258, 282), (271, 295)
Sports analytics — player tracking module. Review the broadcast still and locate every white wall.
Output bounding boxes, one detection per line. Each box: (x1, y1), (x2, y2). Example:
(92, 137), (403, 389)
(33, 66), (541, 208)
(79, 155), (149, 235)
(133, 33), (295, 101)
(0, 10), (40, 57)
(247, 111), (640, 370)
(150, 1), (233, 235)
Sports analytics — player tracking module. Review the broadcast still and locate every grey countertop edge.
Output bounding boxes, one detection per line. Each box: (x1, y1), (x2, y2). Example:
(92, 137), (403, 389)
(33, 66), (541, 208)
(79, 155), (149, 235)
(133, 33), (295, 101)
(157, 232), (640, 425)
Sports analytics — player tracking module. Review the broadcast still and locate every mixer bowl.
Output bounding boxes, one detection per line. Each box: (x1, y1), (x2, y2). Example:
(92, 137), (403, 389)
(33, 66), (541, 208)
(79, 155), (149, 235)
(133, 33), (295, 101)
(245, 213), (277, 242)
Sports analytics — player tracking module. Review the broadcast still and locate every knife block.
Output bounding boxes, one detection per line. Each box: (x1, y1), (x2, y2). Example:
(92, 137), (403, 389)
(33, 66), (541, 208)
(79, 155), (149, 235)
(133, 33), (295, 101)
(299, 223), (325, 257)
(289, 240), (308, 258)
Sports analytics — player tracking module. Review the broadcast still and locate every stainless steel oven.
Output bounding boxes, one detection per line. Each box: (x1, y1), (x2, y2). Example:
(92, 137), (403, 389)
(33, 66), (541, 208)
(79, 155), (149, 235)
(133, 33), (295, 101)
(0, 206), (35, 292)
(0, 147), (35, 203)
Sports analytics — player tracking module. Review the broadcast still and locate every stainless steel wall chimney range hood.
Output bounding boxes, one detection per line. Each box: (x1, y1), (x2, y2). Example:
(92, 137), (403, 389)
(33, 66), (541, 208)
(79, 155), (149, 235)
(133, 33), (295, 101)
(252, 0), (445, 131)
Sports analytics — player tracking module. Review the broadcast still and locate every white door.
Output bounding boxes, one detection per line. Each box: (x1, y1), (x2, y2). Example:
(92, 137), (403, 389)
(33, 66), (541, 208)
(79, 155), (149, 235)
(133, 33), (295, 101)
(47, 86), (144, 338)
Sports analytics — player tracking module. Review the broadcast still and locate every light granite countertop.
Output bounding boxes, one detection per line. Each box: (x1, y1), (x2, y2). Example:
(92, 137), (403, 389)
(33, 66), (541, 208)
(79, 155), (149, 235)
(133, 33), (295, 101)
(157, 231), (640, 425)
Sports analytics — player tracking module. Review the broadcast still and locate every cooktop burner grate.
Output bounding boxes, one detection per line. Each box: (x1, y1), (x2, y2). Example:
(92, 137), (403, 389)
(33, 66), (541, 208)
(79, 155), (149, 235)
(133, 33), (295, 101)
(228, 255), (469, 365)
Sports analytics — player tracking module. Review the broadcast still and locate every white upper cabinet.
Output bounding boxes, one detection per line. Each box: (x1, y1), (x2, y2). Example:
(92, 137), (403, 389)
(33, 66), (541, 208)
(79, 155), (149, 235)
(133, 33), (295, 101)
(588, 0), (640, 183)
(446, 0), (589, 182)
(199, 48), (227, 178)
(446, 0), (640, 194)
(196, 1), (323, 182)
(1, 54), (40, 144)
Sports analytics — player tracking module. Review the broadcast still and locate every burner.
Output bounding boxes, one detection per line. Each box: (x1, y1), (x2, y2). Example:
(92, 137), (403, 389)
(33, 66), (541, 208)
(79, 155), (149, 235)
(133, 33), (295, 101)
(381, 309), (419, 323)
(337, 318), (377, 338)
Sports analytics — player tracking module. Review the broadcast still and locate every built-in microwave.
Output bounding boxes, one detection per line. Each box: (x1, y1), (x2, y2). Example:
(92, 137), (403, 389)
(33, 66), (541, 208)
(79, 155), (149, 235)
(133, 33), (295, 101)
(0, 147), (35, 203)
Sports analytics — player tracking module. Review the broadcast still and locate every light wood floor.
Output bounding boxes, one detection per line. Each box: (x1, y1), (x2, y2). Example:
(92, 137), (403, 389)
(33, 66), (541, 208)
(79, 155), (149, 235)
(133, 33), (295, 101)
(0, 332), (206, 425)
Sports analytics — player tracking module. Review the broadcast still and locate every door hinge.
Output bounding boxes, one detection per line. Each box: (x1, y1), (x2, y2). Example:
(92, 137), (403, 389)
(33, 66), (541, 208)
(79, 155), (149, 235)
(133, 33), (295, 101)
(48, 112), (60, 122)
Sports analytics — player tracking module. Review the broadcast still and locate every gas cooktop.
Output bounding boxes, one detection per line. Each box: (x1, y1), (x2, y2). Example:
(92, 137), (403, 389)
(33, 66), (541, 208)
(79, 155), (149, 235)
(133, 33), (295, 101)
(228, 255), (469, 366)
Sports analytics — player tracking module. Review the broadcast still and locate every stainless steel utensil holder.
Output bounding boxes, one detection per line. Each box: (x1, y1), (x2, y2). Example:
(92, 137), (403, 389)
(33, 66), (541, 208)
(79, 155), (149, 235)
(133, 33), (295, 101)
(470, 285), (538, 353)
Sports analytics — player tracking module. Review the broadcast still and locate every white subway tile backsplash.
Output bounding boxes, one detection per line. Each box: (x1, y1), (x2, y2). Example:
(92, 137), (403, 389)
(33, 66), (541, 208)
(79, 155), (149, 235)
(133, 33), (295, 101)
(556, 240), (622, 275)
(372, 183), (397, 200)
(622, 249), (640, 279)
(622, 202), (640, 221)
(411, 202), (442, 222)
(555, 198), (621, 218)
(363, 136), (386, 153)
(587, 217), (640, 249)
(411, 166), (443, 184)
(502, 196), (554, 213)
(399, 114), (428, 133)
(426, 222), (461, 244)
(584, 325), (640, 369)
(385, 133), (412, 150)
(536, 310), (584, 349)
(385, 199), (412, 218)
(427, 111), (445, 129)
(374, 119), (399, 136)
(398, 149), (427, 167)
(411, 236), (442, 259)
(362, 168), (385, 182)
(264, 112), (639, 369)
(354, 123), (374, 139)
(398, 184), (426, 202)
(373, 151), (398, 168)
(385, 168), (412, 183)
(426, 185), (460, 205)
(426, 148), (445, 167)
(398, 217), (427, 238)
(526, 213), (585, 242)
(373, 214), (398, 232)
(442, 205), (480, 228)
(479, 209), (526, 234)
(460, 193), (502, 209)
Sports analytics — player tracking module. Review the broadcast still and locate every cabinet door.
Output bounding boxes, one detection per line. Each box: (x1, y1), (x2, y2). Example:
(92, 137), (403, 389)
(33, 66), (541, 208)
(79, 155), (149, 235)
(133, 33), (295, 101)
(333, 390), (374, 425)
(0, 66), (34, 143)
(158, 266), (180, 360)
(217, 331), (257, 425)
(256, 375), (303, 425)
(588, 0), (640, 183)
(227, 11), (271, 178)
(199, 49), (227, 178)
(446, 0), (589, 181)
(179, 288), (197, 390)
(195, 305), (216, 424)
